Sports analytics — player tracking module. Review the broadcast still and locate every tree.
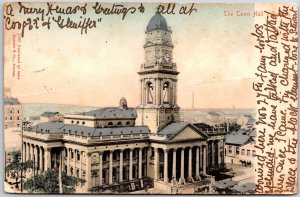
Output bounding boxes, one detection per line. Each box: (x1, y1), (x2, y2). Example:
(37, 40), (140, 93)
(220, 122), (241, 132)
(24, 169), (85, 193)
(5, 150), (33, 189)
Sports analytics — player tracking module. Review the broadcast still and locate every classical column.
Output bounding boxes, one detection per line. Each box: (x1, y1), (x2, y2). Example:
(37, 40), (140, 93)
(73, 149), (76, 176)
(211, 141), (215, 166)
(86, 153), (92, 190)
(138, 148), (142, 179)
(188, 147), (192, 181)
(109, 150), (113, 184)
(153, 147), (159, 180)
(44, 148), (51, 171)
(129, 149), (133, 180)
(142, 79), (148, 104)
(154, 78), (157, 104)
(61, 147), (65, 174)
(179, 148), (185, 184)
(79, 151), (82, 178)
(140, 79), (143, 104)
(195, 146), (200, 179)
(173, 81), (177, 105)
(39, 147), (43, 173)
(28, 144), (31, 160)
(164, 149), (168, 183)
(200, 146), (203, 169)
(203, 146), (207, 175)
(218, 140), (222, 164)
(98, 152), (103, 185)
(22, 143), (26, 162)
(119, 150), (123, 182)
(157, 79), (161, 104)
(67, 148), (71, 175)
(34, 146), (38, 172)
(172, 149), (177, 180)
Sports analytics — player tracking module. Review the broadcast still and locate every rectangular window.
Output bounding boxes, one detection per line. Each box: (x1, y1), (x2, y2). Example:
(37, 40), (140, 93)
(247, 150), (250, 156)
(229, 146), (232, 154)
(236, 147), (239, 155)
(77, 153), (80, 161)
(252, 150), (256, 157)
(241, 149), (245, 155)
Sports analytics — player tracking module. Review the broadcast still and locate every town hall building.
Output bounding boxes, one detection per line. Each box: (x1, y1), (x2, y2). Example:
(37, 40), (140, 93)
(22, 12), (226, 194)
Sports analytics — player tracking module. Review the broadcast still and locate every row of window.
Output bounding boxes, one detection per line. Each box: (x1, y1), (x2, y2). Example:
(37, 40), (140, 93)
(228, 146), (256, 157)
(71, 120), (86, 125)
(5, 116), (20, 120)
(69, 120), (132, 126)
(6, 110), (20, 114)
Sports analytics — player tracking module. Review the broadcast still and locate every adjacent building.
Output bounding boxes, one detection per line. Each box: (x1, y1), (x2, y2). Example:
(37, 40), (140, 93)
(22, 13), (226, 194)
(224, 128), (256, 165)
(4, 95), (22, 128)
(40, 112), (64, 122)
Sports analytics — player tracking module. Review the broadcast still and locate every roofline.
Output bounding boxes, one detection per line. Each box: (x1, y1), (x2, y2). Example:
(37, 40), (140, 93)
(167, 123), (209, 141)
(137, 70), (179, 75)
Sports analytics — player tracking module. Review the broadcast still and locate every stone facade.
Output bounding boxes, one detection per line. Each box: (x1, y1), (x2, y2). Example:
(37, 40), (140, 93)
(4, 97), (22, 128)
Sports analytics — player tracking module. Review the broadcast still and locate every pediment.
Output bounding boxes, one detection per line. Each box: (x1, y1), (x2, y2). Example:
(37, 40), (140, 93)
(169, 124), (207, 142)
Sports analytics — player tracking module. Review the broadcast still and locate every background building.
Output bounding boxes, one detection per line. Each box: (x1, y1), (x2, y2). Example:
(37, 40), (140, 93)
(224, 128), (256, 165)
(4, 88), (22, 128)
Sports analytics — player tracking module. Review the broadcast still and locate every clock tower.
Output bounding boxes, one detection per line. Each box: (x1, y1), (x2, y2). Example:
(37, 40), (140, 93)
(136, 12), (180, 134)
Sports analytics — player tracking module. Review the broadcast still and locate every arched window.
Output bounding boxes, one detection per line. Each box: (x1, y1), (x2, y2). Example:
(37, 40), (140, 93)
(163, 81), (171, 104)
(126, 121), (130, 125)
(117, 122), (122, 126)
(108, 122), (113, 126)
(146, 82), (154, 104)
(82, 121), (85, 125)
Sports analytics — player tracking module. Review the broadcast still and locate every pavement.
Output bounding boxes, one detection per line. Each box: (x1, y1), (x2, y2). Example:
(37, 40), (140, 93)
(225, 163), (255, 184)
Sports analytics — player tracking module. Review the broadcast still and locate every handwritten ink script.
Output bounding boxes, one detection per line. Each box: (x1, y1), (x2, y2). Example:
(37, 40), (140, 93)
(4, 3), (197, 38)
(251, 4), (298, 194)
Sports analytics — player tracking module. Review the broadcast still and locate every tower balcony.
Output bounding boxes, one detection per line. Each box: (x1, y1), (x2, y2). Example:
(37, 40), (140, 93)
(139, 62), (179, 75)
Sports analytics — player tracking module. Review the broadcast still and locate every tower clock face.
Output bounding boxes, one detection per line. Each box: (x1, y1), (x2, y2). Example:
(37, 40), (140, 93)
(146, 51), (155, 64)
(162, 51), (171, 63)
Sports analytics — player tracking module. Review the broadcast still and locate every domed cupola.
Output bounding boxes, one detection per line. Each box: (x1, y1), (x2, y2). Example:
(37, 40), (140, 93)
(146, 12), (169, 32)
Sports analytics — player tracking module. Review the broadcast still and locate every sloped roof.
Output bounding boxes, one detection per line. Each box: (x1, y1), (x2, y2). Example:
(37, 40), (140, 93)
(225, 129), (256, 145)
(82, 107), (136, 119)
(40, 112), (60, 117)
(159, 122), (208, 140)
(29, 122), (149, 137)
(159, 122), (190, 138)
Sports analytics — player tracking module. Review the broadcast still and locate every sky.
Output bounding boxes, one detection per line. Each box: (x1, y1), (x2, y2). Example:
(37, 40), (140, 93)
(4, 3), (256, 109)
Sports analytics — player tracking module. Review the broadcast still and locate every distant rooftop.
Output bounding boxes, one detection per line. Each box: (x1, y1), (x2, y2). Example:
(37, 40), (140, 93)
(79, 107), (137, 119)
(41, 112), (61, 117)
(4, 97), (20, 105)
(28, 122), (149, 137)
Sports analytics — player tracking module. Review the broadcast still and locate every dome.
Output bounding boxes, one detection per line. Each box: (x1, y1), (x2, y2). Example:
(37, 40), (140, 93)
(146, 12), (169, 32)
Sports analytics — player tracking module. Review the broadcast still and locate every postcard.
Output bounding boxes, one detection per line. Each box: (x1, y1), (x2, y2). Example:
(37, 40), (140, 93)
(3, 2), (298, 194)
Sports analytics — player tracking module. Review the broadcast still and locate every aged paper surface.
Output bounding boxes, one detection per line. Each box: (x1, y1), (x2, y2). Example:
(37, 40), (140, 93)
(3, 2), (298, 194)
